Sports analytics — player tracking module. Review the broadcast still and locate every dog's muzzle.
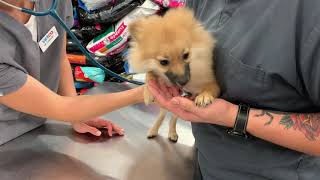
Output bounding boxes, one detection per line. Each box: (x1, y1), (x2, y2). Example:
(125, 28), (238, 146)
(165, 64), (190, 87)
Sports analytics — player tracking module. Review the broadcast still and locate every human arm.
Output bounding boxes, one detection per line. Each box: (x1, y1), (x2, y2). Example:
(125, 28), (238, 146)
(58, 34), (126, 136)
(0, 75), (144, 123)
(148, 81), (320, 156)
(57, 34), (77, 97)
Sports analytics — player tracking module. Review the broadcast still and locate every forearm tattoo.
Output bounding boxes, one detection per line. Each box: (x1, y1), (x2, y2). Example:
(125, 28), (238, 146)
(255, 110), (320, 141)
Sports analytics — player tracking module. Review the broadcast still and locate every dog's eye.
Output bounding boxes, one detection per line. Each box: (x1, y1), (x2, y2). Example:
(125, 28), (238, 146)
(160, 59), (170, 66)
(182, 52), (189, 60)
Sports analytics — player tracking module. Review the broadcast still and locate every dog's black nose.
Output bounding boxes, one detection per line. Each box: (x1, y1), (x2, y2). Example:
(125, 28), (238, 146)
(166, 73), (190, 87)
(166, 63), (191, 87)
(176, 77), (189, 86)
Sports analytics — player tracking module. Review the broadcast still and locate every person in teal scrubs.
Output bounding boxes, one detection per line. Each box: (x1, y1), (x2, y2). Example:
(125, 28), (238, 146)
(0, 0), (144, 145)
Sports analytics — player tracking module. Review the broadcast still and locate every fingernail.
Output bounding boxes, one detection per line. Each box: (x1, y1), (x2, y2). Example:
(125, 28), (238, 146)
(171, 98), (180, 105)
(96, 131), (102, 136)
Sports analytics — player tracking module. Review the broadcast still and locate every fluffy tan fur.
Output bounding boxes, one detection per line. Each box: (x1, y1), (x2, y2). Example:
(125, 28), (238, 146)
(128, 8), (220, 142)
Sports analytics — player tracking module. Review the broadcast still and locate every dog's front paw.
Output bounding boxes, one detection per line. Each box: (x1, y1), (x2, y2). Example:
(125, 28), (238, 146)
(147, 128), (158, 139)
(195, 92), (214, 107)
(144, 85), (154, 105)
(168, 132), (178, 142)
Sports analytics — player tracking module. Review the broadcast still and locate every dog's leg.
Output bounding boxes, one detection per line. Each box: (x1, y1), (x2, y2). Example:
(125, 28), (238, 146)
(168, 114), (179, 142)
(195, 82), (220, 107)
(147, 108), (167, 138)
(144, 72), (156, 105)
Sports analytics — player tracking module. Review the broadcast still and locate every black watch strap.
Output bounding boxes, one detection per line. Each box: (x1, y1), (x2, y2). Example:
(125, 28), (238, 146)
(227, 103), (250, 138)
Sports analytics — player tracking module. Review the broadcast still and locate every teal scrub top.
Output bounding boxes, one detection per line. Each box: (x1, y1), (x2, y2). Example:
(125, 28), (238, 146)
(0, 0), (73, 145)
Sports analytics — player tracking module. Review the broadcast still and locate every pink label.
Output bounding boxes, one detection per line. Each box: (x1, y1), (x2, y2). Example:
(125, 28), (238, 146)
(170, 1), (185, 7)
(107, 40), (128, 56)
(152, 0), (185, 8)
(153, 0), (162, 4)
(89, 41), (105, 52)
(108, 22), (127, 42)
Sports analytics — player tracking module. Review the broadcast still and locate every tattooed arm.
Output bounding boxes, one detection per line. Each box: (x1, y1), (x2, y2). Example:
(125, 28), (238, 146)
(147, 81), (320, 156)
(148, 81), (320, 156)
(246, 109), (320, 156)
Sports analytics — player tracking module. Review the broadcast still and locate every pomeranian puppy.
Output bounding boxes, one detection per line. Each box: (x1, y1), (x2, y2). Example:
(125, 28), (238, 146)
(128, 8), (220, 142)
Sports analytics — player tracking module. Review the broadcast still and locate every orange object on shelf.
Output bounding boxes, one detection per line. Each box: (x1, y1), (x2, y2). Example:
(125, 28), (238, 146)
(67, 54), (87, 65)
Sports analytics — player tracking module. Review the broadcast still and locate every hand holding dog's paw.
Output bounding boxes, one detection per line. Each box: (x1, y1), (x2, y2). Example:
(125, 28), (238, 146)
(195, 91), (214, 107)
(144, 85), (155, 105)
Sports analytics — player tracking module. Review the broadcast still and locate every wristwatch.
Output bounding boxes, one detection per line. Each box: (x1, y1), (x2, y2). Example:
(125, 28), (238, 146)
(227, 103), (250, 138)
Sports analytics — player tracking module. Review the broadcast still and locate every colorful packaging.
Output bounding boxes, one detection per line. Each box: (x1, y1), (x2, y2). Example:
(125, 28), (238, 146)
(73, 7), (79, 27)
(121, 49), (137, 74)
(152, 0), (185, 8)
(78, 0), (141, 26)
(74, 82), (95, 89)
(70, 28), (84, 40)
(86, 0), (160, 57)
(78, 88), (89, 95)
(80, 24), (107, 41)
(74, 66), (106, 83)
(67, 38), (84, 53)
(67, 53), (126, 67)
(68, 54), (87, 65)
(69, 24), (108, 42)
(79, 0), (114, 11)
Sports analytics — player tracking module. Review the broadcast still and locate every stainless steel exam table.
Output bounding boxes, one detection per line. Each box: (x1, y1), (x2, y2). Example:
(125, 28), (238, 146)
(0, 83), (195, 180)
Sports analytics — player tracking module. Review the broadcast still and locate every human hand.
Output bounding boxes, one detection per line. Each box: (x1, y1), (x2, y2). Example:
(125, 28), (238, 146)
(72, 118), (124, 137)
(148, 80), (238, 127)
